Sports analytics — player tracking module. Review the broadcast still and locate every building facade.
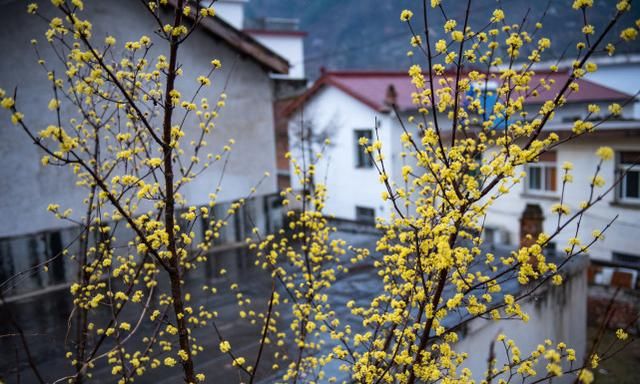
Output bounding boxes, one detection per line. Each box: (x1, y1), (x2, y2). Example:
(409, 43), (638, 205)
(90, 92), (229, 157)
(0, 0), (295, 297)
(285, 64), (640, 265)
(0, 0), (289, 238)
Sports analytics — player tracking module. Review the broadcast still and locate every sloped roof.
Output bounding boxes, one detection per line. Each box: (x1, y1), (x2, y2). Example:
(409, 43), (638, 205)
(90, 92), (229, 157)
(285, 69), (632, 115)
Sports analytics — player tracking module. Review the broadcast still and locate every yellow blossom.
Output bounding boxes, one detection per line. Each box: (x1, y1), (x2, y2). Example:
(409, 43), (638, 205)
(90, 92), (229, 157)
(616, 328), (629, 340)
(219, 340), (231, 353)
(572, 0), (593, 9)
(1, 97), (15, 109)
(596, 146), (614, 161)
(491, 9), (505, 22)
(400, 10), (413, 22)
(620, 27), (638, 41)
(119, 322), (131, 331)
(608, 103), (622, 116)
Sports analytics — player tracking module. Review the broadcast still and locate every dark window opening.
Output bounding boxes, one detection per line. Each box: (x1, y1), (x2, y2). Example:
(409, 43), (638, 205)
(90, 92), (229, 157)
(355, 206), (376, 224)
(612, 251), (640, 267)
(354, 129), (374, 168)
(617, 152), (640, 202)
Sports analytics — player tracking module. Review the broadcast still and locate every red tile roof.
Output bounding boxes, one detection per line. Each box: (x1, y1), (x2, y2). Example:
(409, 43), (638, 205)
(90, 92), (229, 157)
(285, 69), (632, 116)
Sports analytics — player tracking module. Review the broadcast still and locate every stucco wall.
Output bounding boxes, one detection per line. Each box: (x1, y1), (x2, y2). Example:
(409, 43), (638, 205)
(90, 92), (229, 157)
(0, 0), (278, 238)
(251, 34), (305, 79)
(289, 85), (392, 220)
(585, 62), (640, 118)
(457, 258), (588, 383)
(484, 134), (640, 262)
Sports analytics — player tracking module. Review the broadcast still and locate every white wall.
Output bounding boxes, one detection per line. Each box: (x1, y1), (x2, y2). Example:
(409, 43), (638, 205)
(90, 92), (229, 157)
(249, 33), (305, 79)
(287, 79), (640, 258)
(0, 0), (278, 238)
(457, 262), (588, 383)
(484, 134), (640, 262)
(212, 0), (248, 30)
(289, 86), (392, 221)
(584, 61), (640, 118)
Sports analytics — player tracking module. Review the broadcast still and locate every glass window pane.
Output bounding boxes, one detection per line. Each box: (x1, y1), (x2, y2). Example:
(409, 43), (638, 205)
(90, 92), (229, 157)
(625, 171), (639, 198)
(356, 206), (375, 224)
(354, 130), (373, 168)
(528, 167), (541, 190)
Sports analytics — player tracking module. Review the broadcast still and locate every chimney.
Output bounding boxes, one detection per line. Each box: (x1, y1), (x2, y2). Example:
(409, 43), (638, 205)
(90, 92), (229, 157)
(384, 84), (398, 107)
(211, 0), (248, 30)
(520, 204), (544, 248)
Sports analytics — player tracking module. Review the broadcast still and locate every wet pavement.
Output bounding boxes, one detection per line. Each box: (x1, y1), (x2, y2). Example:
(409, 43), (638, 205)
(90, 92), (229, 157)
(0, 231), (380, 383)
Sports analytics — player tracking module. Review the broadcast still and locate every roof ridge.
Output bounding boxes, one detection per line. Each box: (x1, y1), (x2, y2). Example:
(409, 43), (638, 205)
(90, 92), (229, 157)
(284, 67), (634, 116)
(322, 69), (408, 77)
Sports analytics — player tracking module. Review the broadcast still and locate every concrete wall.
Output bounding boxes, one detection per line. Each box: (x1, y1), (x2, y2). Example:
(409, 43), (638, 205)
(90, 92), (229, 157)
(288, 85), (392, 220)
(457, 258), (588, 383)
(214, 0), (248, 30)
(250, 33), (305, 79)
(584, 61), (640, 118)
(484, 133), (640, 262)
(0, 0), (278, 238)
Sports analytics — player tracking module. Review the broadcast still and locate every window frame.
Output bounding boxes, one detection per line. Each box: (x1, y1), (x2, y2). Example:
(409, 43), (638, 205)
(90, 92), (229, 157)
(525, 152), (558, 196)
(616, 151), (640, 204)
(354, 129), (374, 169)
(612, 251), (640, 267)
(355, 206), (376, 224)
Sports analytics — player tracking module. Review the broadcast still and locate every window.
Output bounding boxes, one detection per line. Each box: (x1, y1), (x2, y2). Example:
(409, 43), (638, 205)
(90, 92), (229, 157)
(483, 227), (511, 246)
(355, 206), (376, 224)
(526, 152), (557, 194)
(613, 251), (640, 267)
(465, 81), (498, 123)
(617, 151), (640, 203)
(354, 129), (374, 168)
(484, 227), (497, 245)
(46, 231), (66, 284)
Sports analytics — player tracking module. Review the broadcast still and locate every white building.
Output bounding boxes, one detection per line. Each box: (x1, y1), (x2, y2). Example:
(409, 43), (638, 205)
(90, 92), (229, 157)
(211, 0), (248, 30)
(284, 71), (402, 223)
(245, 25), (306, 80)
(214, 0), (309, 190)
(284, 65), (640, 265)
(484, 59), (640, 265)
(533, 54), (640, 118)
(215, 0), (306, 80)
(0, 0), (301, 239)
(0, 0), (292, 295)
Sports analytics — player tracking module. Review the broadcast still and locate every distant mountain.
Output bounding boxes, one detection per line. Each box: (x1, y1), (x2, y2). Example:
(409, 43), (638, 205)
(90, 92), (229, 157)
(245, 0), (640, 79)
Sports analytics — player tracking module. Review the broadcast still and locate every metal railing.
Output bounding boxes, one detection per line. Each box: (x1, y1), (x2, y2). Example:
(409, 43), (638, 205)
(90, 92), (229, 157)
(0, 193), (285, 300)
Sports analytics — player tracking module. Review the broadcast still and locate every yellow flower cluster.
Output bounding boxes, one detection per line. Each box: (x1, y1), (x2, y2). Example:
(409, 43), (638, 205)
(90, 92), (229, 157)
(2, 1), (632, 383)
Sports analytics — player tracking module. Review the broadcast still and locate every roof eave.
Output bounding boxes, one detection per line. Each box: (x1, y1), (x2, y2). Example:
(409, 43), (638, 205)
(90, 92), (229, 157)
(167, 0), (289, 74)
(283, 77), (385, 117)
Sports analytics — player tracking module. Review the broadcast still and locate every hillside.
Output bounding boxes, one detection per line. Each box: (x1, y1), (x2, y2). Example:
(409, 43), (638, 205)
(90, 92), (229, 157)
(245, 0), (640, 79)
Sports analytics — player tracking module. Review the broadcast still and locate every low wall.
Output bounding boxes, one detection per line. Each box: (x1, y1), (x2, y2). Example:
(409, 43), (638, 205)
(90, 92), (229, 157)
(456, 255), (589, 383)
